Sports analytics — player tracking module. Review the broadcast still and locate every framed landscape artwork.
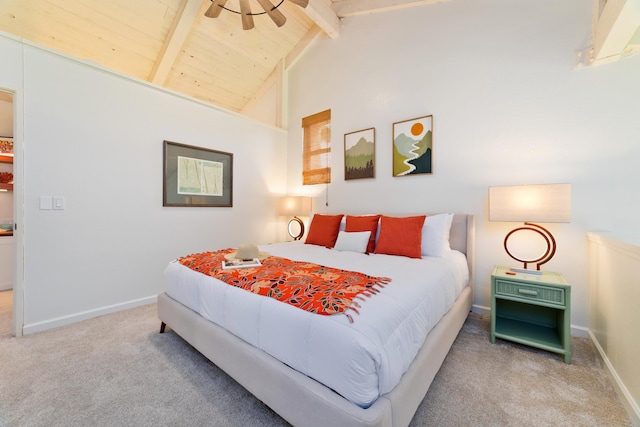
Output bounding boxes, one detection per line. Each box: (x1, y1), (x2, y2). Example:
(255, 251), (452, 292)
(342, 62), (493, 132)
(344, 127), (375, 180)
(392, 115), (433, 177)
(163, 140), (233, 207)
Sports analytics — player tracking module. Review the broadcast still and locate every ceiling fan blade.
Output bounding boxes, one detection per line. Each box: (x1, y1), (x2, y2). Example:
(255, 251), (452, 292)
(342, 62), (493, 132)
(256, 0), (286, 27)
(288, 0), (309, 8)
(205, 0), (228, 18)
(239, 0), (255, 30)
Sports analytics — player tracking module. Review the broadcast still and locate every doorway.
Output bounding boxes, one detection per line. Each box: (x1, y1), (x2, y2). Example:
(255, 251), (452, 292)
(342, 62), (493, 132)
(0, 90), (14, 336)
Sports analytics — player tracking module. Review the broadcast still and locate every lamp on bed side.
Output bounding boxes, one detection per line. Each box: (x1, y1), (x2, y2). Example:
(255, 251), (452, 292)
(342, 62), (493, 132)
(489, 183), (571, 274)
(278, 196), (312, 240)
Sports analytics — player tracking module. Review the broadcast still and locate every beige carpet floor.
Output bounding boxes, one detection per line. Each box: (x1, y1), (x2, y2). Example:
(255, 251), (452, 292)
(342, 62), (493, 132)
(0, 292), (633, 426)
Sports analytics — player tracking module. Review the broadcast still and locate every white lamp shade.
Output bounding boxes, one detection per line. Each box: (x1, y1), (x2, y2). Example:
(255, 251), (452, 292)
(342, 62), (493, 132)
(489, 184), (571, 223)
(278, 196), (312, 217)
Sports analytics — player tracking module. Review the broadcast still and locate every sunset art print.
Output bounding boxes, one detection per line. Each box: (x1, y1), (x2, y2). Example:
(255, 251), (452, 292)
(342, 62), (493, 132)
(392, 115), (433, 177)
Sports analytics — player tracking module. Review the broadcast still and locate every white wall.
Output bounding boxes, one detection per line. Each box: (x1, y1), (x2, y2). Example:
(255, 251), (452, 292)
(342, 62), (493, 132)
(285, 0), (640, 331)
(0, 32), (288, 332)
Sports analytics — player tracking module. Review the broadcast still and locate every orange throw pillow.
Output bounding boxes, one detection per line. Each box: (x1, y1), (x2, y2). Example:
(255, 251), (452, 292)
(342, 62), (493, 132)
(305, 214), (344, 248)
(345, 215), (380, 253)
(374, 215), (426, 259)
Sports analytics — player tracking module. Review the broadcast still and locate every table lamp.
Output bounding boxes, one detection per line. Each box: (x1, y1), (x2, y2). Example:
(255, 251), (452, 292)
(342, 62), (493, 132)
(489, 183), (571, 274)
(278, 196), (312, 240)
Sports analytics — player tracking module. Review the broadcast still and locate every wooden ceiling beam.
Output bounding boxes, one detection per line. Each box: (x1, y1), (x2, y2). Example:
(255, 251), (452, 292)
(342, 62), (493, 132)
(149, 0), (209, 85)
(332, 0), (449, 17)
(303, 0), (341, 39)
(240, 26), (323, 127)
(285, 26), (324, 69)
(592, 0), (640, 64)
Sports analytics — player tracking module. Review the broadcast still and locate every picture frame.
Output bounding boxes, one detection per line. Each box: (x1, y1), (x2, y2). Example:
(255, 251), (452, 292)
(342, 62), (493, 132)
(344, 127), (375, 180)
(392, 115), (433, 177)
(163, 140), (233, 207)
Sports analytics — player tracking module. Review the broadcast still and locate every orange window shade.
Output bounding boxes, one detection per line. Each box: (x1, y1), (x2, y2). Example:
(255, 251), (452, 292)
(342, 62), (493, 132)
(302, 109), (331, 185)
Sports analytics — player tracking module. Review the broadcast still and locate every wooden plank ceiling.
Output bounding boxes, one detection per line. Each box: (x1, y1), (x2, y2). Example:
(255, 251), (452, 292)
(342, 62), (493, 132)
(0, 0), (323, 113)
(0, 0), (408, 114)
(0, 0), (637, 115)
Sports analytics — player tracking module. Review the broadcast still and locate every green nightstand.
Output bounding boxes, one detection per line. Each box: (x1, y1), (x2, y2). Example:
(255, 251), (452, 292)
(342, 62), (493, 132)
(490, 265), (571, 364)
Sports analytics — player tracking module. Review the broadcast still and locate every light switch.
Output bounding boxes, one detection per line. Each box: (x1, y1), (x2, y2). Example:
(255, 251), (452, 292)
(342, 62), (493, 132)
(39, 196), (53, 210)
(53, 196), (65, 210)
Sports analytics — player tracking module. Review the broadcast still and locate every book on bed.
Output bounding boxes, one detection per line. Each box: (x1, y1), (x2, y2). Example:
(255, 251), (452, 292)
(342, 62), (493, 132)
(221, 258), (262, 269)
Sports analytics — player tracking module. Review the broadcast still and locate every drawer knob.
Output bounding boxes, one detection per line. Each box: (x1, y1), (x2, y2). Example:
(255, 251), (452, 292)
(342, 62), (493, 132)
(518, 289), (538, 296)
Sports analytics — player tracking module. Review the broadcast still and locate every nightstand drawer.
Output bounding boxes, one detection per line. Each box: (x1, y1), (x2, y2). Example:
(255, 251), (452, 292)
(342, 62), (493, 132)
(495, 279), (565, 306)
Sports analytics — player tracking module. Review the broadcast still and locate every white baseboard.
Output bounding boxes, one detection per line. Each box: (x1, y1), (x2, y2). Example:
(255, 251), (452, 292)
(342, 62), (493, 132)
(471, 304), (490, 316)
(22, 295), (158, 335)
(589, 330), (640, 426)
(570, 324), (589, 338)
(0, 283), (12, 291)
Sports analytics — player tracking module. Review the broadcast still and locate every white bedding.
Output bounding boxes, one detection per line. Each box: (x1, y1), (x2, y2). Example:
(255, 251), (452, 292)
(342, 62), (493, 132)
(164, 241), (469, 408)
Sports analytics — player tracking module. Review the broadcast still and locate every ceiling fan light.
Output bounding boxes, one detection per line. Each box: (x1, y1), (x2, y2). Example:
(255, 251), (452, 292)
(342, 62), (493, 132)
(204, 0), (303, 29)
(239, 0), (255, 30)
(205, 0), (228, 18)
(256, 0), (287, 27)
(288, 0), (308, 8)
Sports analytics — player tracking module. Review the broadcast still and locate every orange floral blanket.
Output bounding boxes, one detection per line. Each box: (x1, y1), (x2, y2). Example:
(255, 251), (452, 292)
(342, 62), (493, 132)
(177, 249), (391, 322)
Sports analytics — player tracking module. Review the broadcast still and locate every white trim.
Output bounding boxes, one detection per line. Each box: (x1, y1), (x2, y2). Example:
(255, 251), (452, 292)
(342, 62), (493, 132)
(471, 303), (490, 316)
(587, 232), (640, 260)
(13, 86), (23, 337)
(589, 330), (640, 425)
(22, 295), (157, 335)
(570, 324), (589, 338)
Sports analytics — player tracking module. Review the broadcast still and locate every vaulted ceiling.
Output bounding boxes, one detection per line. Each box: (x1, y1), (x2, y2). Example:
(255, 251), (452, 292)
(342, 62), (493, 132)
(0, 0), (433, 115)
(0, 0), (638, 118)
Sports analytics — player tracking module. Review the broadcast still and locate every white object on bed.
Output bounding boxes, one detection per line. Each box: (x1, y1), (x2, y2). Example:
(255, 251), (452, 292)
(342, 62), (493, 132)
(422, 213), (454, 257)
(333, 231), (371, 253)
(164, 241), (469, 408)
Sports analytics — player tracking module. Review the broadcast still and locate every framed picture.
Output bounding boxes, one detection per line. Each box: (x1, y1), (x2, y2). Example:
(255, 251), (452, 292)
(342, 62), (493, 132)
(163, 140), (233, 207)
(392, 115), (433, 177)
(344, 127), (375, 180)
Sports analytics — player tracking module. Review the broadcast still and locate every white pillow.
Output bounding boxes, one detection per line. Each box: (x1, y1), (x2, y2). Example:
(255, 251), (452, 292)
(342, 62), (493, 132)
(333, 231), (371, 253)
(421, 213), (454, 257)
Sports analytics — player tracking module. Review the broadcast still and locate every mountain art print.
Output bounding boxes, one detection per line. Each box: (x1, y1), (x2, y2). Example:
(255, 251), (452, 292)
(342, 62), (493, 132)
(344, 127), (375, 180)
(392, 115), (433, 177)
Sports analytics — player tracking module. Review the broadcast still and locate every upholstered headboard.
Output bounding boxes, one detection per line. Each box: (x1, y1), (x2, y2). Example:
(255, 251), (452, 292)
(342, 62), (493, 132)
(449, 214), (476, 288)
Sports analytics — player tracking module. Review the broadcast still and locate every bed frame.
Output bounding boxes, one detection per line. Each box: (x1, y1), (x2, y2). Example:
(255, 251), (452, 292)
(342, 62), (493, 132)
(158, 214), (475, 427)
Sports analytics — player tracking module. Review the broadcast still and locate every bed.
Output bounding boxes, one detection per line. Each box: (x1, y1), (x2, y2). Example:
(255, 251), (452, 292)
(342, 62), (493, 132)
(158, 213), (475, 427)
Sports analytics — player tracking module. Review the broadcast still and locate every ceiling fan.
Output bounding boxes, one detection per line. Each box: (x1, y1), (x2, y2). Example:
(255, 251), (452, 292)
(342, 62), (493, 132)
(205, 0), (309, 30)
